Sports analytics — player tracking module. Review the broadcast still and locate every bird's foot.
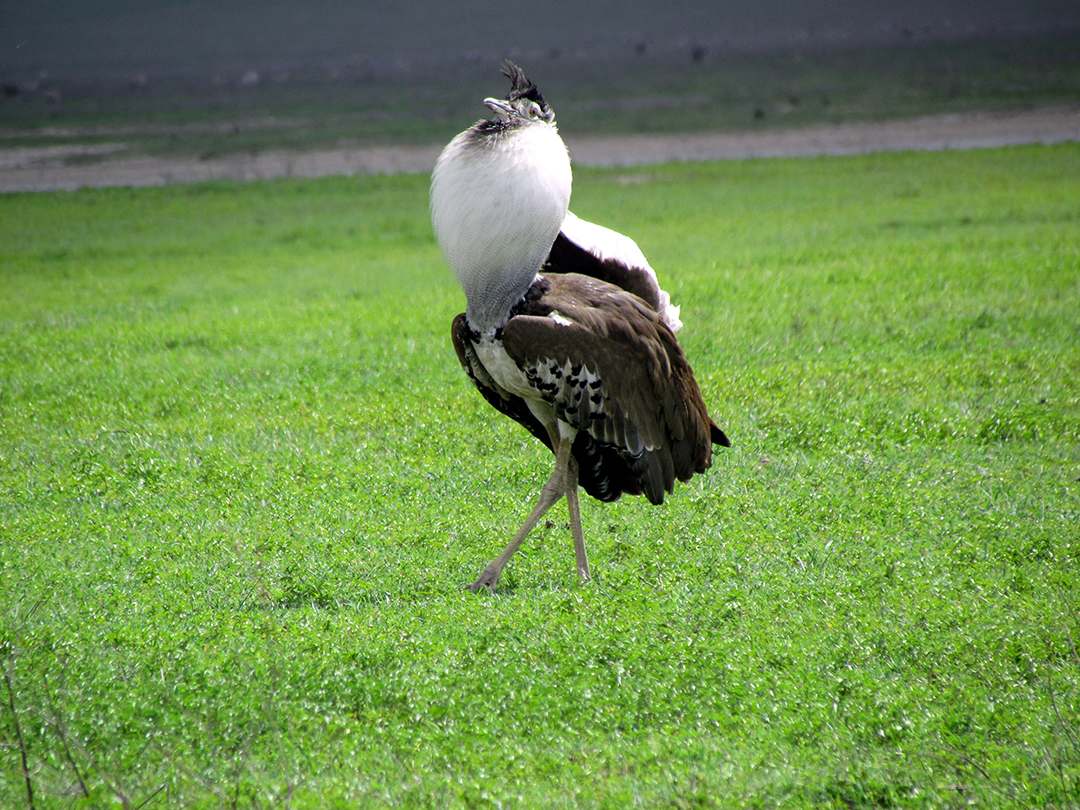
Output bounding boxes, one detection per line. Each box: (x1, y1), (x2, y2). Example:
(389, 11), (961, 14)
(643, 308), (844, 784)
(467, 566), (502, 593)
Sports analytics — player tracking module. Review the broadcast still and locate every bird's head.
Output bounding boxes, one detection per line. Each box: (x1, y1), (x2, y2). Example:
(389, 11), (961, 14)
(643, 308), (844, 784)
(483, 61), (556, 126)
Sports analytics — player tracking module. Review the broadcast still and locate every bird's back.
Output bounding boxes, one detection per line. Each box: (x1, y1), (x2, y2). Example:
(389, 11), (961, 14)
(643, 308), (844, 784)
(548, 211), (683, 334)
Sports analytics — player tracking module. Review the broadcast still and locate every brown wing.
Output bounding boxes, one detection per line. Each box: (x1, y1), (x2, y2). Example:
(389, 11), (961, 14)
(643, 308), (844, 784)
(501, 274), (724, 505)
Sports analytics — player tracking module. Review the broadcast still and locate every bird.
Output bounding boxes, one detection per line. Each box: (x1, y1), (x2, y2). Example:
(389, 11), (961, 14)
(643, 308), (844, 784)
(430, 61), (730, 592)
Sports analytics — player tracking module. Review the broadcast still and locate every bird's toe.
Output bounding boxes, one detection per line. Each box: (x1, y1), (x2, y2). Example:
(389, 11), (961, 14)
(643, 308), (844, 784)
(467, 567), (502, 593)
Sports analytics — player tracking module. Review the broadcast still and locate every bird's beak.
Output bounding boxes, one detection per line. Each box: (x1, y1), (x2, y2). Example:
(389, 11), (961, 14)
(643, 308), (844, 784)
(484, 97), (513, 121)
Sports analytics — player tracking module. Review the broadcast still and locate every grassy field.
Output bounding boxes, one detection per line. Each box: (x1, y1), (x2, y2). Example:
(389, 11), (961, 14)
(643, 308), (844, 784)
(1, 144), (1079, 808)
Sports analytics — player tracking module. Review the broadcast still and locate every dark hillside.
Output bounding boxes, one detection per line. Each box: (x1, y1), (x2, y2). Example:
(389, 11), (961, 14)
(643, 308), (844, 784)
(3, 0), (1078, 83)
(2, 1), (1078, 156)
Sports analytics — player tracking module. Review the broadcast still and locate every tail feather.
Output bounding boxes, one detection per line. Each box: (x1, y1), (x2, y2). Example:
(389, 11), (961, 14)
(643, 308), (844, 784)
(711, 421), (731, 448)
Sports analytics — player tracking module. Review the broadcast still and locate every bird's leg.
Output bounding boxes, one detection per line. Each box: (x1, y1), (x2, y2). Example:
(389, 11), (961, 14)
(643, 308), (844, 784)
(468, 433), (574, 593)
(565, 456), (590, 582)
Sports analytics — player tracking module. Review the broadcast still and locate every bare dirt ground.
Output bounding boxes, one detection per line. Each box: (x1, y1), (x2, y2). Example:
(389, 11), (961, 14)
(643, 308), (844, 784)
(2, 105), (1078, 193)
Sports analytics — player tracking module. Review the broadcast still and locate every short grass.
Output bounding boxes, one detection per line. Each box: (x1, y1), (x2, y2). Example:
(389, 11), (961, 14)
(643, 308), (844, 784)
(1, 144), (1079, 808)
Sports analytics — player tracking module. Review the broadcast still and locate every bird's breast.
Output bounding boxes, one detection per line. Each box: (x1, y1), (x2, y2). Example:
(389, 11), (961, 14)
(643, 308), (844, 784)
(473, 335), (536, 402)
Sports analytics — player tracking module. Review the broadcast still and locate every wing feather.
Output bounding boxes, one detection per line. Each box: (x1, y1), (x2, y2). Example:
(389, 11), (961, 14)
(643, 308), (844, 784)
(501, 274), (713, 504)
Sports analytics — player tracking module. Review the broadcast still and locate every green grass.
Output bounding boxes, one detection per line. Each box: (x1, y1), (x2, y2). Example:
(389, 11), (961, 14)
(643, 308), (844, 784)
(1, 144), (1079, 808)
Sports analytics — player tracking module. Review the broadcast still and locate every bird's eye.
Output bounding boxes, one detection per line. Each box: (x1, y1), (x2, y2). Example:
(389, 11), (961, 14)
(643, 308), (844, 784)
(528, 104), (540, 118)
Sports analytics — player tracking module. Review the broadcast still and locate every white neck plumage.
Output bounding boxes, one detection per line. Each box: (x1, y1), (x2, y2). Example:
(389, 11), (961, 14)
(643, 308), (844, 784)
(431, 119), (572, 335)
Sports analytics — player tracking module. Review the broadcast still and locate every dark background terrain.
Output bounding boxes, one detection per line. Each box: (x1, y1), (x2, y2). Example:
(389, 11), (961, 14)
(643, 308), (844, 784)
(2, 1), (1079, 156)
(4, 0), (1080, 81)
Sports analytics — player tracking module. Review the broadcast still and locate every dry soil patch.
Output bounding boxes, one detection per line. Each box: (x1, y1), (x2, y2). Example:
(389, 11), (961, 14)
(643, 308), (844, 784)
(2, 106), (1077, 193)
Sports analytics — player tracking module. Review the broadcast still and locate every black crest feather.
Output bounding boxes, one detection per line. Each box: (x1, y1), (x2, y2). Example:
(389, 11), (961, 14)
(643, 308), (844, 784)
(501, 60), (548, 109)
